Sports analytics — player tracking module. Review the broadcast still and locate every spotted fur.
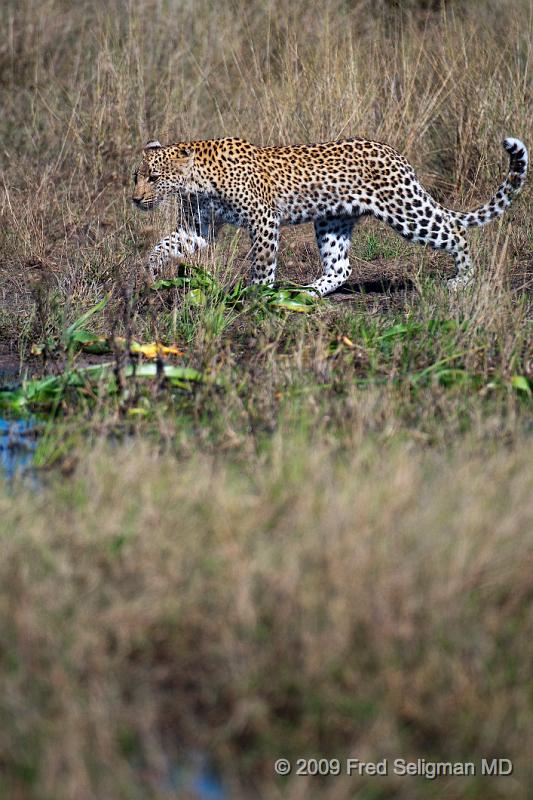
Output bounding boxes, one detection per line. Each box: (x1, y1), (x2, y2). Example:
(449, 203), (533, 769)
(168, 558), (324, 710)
(132, 136), (528, 295)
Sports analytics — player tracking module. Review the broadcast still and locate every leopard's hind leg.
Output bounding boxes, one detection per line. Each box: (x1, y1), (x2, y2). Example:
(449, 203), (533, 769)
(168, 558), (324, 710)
(307, 216), (360, 296)
(378, 199), (474, 289)
(445, 231), (473, 289)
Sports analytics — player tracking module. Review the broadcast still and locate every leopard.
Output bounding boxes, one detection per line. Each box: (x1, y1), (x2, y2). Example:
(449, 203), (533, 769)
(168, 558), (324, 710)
(132, 135), (528, 297)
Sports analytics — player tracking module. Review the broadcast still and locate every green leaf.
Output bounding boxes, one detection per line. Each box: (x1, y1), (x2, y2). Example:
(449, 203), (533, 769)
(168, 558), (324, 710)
(126, 407), (149, 417)
(268, 288), (317, 313)
(270, 298), (314, 313)
(435, 368), (469, 387)
(225, 280), (247, 301)
(0, 390), (27, 410)
(0, 360), (205, 411)
(151, 277), (191, 290)
(25, 375), (63, 400)
(186, 288), (207, 306)
(294, 291), (317, 304)
(64, 294), (110, 341)
(378, 322), (421, 341)
(427, 319), (458, 334)
(164, 366), (203, 382)
(411, 353), (464, 384)
(128, 364), (203, 383)
(80, 339), (112, 355)
(69, 329), (101, 344)
(511, 375), (532, 395)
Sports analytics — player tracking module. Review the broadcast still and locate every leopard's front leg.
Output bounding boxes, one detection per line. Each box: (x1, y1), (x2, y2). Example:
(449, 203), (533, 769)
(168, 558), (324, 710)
(147, 228), (209, 280)
(248, 211), (280, 287)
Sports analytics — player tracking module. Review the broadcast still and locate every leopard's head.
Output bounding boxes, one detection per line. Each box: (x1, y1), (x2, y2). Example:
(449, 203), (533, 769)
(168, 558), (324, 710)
(132, 140), (194, 211)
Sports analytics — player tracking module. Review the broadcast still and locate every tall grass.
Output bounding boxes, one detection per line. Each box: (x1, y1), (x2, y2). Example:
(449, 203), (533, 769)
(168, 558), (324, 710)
(0, 0), (531, 322)
(2, 437), (533, 800)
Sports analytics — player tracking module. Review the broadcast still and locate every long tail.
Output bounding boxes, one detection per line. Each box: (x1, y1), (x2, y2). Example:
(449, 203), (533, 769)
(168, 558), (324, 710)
(448, 137), (528, 229)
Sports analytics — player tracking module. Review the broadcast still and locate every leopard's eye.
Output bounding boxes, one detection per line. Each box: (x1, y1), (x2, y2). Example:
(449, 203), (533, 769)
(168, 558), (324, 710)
(148, 174), (160, 183)
(133, 171), (138, 184)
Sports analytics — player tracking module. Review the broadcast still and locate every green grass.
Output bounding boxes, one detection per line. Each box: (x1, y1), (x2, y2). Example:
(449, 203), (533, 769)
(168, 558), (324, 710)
(354, 231), (406, 262)
(1, 278), (526, 478)
(1, 258), (530, 468)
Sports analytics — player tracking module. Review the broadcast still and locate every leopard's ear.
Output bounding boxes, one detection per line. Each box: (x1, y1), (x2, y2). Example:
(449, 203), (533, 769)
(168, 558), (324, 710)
(144, 140), (162, 150)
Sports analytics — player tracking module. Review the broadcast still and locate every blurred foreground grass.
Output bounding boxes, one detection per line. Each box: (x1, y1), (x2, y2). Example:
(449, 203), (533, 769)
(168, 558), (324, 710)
(1, 435), (533, 800)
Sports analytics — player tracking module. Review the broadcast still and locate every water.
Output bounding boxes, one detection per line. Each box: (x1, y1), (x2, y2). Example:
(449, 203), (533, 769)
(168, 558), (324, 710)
(0, 359), (38, 481)
(165, 754), (225, 799)
(0, 417), (38, 481)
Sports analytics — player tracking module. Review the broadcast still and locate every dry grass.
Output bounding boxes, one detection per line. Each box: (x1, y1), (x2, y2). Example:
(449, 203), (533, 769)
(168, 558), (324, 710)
(0, 0), (532, 798)
(0, 0), (532, 349)
(2, 437), (533, 800)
